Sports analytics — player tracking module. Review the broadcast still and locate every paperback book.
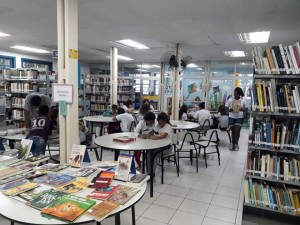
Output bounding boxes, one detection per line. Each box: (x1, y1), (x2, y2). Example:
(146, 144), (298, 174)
(86, 185), (120, 200)
(41, 194), (96, 222)
(108, 185), (140, 205)
(69, 144), (86, 168)
(127, 174), (150, 187)
(17, 139), (33, 159)
(84, 200), (120, 222)
(25, 155), (49, 164)
(0, 173), (25, 185)
(115, 154), (135, 181)
(0, 165), (21, 179)
(16, 184), (53, 202)
(3, 182), (39, 196)
(0, 178), (27, 190)
(68, 167), (98, 177)
(113, 135), (135, 143)
(36, 163), (69, 172)
(42, 174), (76, 188)
(26, 189), (66, 210)
(57, 178), (89, 194)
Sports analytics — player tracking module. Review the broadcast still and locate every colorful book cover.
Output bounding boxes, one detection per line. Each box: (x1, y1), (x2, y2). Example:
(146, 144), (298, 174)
(17, 184), (53, 202)
(41, 194), (96, 222)
(108, 185), (140, 205)
(27, 189), (66, 210)
(57, 178), (89, 194)
(87, 185), (120, 200)
(17, 139), (33, 159)
(3, 182), (39, 196)
(0, 165), (21, 178)
(42, 174), (76, 187)
(84, 200), (120, 222)
(0, 173), (25, 185)
(0, 178), (27, 190)
(115, 154), (133, 181)
(69, 144), (86, 168)
(90, 177), (112, 189)
(70, 167), (98, 177)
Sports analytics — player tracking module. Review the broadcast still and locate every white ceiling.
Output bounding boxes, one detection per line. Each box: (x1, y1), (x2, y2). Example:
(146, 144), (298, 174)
(0, 0), (300, 64)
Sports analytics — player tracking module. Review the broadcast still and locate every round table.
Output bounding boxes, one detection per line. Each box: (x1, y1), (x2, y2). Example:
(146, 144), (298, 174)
(94, 132), (171, 197)
(170, 120), (200, 130)
(0, 175), (147, 225)
(83, 115), (118, 136)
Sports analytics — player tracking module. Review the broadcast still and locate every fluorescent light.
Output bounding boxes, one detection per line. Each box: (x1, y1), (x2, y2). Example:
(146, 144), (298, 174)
(137, 64), (152, 69)
(151, 65), (160, 68)
(224, 51), (246, 57)
(0, 32), (10, 37)
(106, 55), (133, 61)
(196, 68), (203, 70)
(240, 62), (253, 66)
(186, 63), (198, 68)
(115, 39), (149, 49)
(136, 69), (148, 72)
(11, 45), (50, 53)
(238, 31), (270, 44)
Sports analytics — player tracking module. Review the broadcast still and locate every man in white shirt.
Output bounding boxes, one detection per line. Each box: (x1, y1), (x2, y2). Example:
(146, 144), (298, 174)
(113, 108), (134, 132)
(193, 102), (212, 126)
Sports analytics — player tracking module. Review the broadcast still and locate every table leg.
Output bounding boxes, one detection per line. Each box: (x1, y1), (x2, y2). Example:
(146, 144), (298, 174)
(91, 122), (94, 137)
(115, 213), (121, 225)
(142, 151), (145, 174)
(131, 205), (136, 225)
(100, 123), (103, 136)
(96, 222), (101, 225)
(10, 221), (14, 225)
(150, 150), (154, 197)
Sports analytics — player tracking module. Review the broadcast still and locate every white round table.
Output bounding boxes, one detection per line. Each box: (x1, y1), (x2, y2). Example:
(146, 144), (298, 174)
(170, 120), (200, 130)
(83, 115), (118, 136)
(94, 132), (171, 197)
(0, 177), (147, 225)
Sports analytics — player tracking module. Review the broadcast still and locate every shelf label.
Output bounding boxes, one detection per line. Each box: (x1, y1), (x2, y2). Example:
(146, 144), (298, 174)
(69, 49), (78, 59)
(52, 84), (73, 103)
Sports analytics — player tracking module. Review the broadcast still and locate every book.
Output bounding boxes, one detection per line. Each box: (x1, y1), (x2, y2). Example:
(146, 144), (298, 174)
(42, 174), (76, 188)
(0, 178), (27, 190)
(113, 135), (135, 143)
(25, 155), (49, 164)
(127, 174), (150, 187)
(57, 178), (89, 193)
(36, 163), (69, 172)
(0, 173), (25, 185)
(87, 185), (120, 200)
(69, 167), (98, 177)
(3, 182), (39, 196)
(24, 170), (47, 179)
(232, 99), (242, 112)
(27, 189), (66, 210)
(108, 185), (140, 205)
(115, 154), (134, 181)
(69, 144), (86, 168)
(0, 165), (21, 179)
(41, 194), (96, 222)
(84, 200), (120, 222)
(95, 160), (118, 169)
(17, 139), (33, 159)
(16, 184), (53, 202)
(90, 177), (112, 189)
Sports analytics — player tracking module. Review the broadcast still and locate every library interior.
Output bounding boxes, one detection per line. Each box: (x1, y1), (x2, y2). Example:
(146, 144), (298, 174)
(0, 1), (300, 225)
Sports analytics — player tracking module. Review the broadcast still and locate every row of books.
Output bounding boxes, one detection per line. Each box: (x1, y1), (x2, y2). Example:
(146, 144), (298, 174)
(11, 109), (25, 120)
(5, 82), (38, 93)
(86, 76), (110, 84)
(4, 69), (40, 79)
(90, 104), (109, 110)
(244, 178), (300, 215)
(118, 78), (132, 85)
(246, 151), (300, 182)
(90, 95), (108, 101)
(86, 85), (110, 93)
(252, 43), (300, 75)
(251, 118), (300, 151)
(252, 80), (300, 113)
(117, 87), (133, 92)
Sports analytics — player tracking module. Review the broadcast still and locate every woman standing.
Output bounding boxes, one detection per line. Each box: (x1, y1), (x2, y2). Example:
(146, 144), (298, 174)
(225, 87), (247, 151)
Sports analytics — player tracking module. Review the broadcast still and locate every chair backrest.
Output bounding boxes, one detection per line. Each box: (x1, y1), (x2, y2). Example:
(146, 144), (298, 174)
(127, 120), (136, 132)
(200, 119), (211, 129)
(176, 131), (198, 151)
(203, 130), (219, 147)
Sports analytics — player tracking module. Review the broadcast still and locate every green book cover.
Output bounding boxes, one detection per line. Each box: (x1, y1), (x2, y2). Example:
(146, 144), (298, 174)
(41, 194), (96, 222)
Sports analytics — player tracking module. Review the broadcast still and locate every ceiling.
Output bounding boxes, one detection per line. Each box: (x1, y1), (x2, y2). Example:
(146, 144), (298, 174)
(0, 0), (300, 65)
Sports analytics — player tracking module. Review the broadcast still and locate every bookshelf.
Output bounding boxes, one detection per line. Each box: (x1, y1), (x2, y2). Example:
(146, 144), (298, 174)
(117, 76), (135, 107)
(3, 68), (56, 127)
(78, 75), (90, 118)
(244, 44), (300, 218)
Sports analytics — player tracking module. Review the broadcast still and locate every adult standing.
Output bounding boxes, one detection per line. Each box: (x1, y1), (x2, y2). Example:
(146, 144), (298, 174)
(225, 87), (247, 151)
(24, 93), (52, 128)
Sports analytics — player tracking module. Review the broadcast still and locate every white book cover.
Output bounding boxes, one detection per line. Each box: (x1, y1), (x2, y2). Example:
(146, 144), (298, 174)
(279, 44), (289, 74)
(284, 46), (295, 74)
(17, 139), (33, 159)
(69, 144), (86, 168)
(294, 86), (300, 113)
(288, 45), (299, 74)
(271, 48), (280, 74)
(115, 154), (133, 181)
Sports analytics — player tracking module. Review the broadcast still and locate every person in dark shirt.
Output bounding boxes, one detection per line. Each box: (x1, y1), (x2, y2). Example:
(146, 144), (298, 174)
(26, 105), (53, 155)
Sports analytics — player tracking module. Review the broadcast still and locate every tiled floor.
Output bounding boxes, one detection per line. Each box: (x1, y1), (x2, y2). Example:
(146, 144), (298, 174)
(0, 129), (297, 225)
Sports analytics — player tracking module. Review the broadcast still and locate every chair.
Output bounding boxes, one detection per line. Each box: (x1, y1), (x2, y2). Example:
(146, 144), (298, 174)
(197, 119), (211, 137)
(86, 142), (103, 161)
(219, 127), (231, 144)
(173, 131), (200, 173)
(127, 120), (136, 132)
(194, 130), (220, 168)
(158, 134), (179, 184)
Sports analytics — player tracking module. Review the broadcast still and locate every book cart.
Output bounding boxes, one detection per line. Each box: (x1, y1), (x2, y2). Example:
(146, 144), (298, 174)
(243, 45), (300, 221)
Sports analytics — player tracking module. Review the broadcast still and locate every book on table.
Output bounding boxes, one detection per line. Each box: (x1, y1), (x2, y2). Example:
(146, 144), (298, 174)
(15, 184), (53, 202)
(25, 155), (49, 164)
(41, 194), (96, 222)
(0, 178), (27, 190)
(89, 171), (115, 189)
(115, 154), (135, 181)
(0, 173), (25, 185)
(57, 178), (89, 194)
(113, 135), (135, 143)
(26, 189), (66, 210)
(84, 200), (120, 222)
(69, 144), (87, 168)
(0, 155), (22, 166)
(107, 184), (140, 205)
(86, 185), (120, 200)
(0, 165), (22, 179)
(17, 139), (33, 159)
(127, 173), (150, 187)
(3, 182), (39, 196)
(36, 163), (69, 172)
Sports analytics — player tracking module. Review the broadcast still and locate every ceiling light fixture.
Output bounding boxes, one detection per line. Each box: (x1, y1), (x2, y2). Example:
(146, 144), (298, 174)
(106, 55), (133, 61)
(238, 31), (270, 44)
(186, 63), (198, 68)
(114, 39), (149, 49)
(136, 69), (148, 72)
(151, 65), (160, 68)
(0, 32), (10, 37)
(137, 64), (152, 69)
(11, 45), (50, 53)
(196, 68), (203, 70)
(224, 51), (246, 57)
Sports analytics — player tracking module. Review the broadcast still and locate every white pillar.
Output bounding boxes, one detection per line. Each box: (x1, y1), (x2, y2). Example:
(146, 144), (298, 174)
(57, 0), (79, 164)
(171, 43), (181, 120)
(158, 62), (165, 112)
(110, 47), (118, 106)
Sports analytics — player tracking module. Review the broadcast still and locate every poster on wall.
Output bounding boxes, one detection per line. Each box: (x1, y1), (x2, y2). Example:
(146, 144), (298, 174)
(164, 77), (173, 94)
(208, 79), (233, 110)
(182, 79), (203, 107)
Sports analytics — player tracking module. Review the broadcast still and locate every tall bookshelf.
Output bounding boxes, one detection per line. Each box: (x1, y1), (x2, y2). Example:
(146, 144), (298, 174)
(3, 68), (56, 127)
(243, 44), (300, 218)
(117, 76), (135, 107)
(78, 75), (90, 117)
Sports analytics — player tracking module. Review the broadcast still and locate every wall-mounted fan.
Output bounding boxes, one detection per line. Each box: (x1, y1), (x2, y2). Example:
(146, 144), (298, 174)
(160, 51), (192, 74)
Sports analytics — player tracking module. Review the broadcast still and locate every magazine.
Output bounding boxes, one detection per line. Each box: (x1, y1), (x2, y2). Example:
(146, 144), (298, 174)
(86, 185), (120, 200)
(3, 182), (39, 196)
(69, 144), (86, 168)
(41, 194), (96, 222)
(108, 185), (140, 205)
(85, 200), (120, 222)
(27, 189), (66, 210)
(57, 178), (89, 194)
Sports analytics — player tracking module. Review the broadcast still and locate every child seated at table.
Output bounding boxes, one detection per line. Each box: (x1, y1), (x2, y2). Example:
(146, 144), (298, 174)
(113, 108), (134, 132)
(213, 105), (229, 130)
(146, 112), (173, 175)
(135, 103), (150, 123)
(26, 105), (53, 155)
(79, 122), (92, 163)
(179, 105), (188, 121)
(134, 112), (157, 168)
